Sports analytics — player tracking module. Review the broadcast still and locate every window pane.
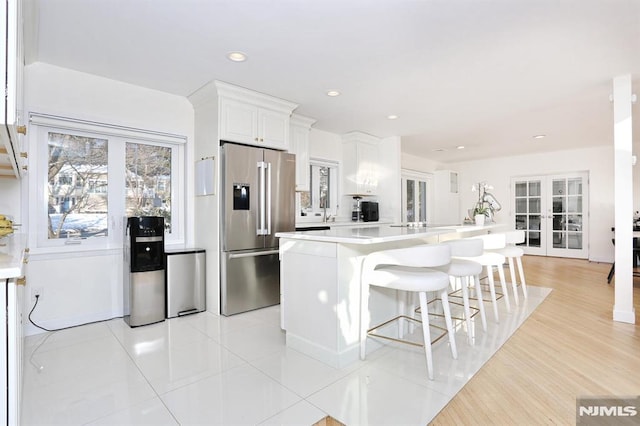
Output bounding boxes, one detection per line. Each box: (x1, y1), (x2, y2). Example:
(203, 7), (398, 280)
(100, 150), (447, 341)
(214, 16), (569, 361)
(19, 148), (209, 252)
(567, 178), (582, 195)
(515, 182), (527, 197)
(552, 196), (565, 213)
(529, 181), (541, 196)
(516, 199), (527, 213)
(552, 179), (565, 196)
(528, 231), (541, 247)
(48, 132), (108, 239)
(406, 179), (415, 222)
(125, 143), (172, 232)
(418, 181), (427, 222)
(318, 166), (330, 208)
(567, 196), (582, 213)
(528, 197), (541, 213)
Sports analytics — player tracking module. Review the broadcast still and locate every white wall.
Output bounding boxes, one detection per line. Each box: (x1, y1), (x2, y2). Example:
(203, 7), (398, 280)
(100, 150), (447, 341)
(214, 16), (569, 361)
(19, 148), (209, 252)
(401, 151), (443, 174)
(0, 180), (21, 223)
(23, 62), (194, 335)
(449, 145), (614, 263)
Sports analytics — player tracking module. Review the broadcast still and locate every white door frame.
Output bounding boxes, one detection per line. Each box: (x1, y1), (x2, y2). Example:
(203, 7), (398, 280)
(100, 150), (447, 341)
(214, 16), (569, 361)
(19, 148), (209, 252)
(511, 172), (589, 259)
(401, 169), (433, 224)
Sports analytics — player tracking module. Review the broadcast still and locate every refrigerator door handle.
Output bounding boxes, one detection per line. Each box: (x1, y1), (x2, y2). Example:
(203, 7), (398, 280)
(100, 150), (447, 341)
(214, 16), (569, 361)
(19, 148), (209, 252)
(228, 249), (280, 259)
(257, 161), (267, 235)
(266, 162), (272, 235)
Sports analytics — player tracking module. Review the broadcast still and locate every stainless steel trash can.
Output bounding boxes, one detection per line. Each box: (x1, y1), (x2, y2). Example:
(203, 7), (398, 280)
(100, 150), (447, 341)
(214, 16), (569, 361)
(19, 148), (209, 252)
(166, 249), (206, 318)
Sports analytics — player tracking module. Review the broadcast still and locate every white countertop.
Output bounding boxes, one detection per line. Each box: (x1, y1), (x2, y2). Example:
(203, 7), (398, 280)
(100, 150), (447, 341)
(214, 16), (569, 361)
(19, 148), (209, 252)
(0, 233), (27, 279)
(277, 224), (499, 245)
(295, 220), (392, 228)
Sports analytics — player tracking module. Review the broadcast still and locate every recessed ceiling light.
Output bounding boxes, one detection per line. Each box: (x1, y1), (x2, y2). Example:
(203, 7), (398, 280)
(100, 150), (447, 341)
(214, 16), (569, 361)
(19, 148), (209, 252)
(387, 115), (398, 120)
(433, 148), (447, 152)
(456, 145), (465, 150)
(326, 90), (341, 97)
(533, 134), (546, 139)
(227, 51), (247, 62)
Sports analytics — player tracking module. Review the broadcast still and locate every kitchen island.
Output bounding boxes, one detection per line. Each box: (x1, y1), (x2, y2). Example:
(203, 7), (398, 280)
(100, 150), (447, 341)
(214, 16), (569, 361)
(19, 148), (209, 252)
(276, 224), (500, 367)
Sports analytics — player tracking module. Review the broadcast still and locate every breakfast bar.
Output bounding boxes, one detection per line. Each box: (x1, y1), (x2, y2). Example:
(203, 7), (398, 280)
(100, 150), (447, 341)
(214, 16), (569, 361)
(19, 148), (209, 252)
(276, 224), (499, 368)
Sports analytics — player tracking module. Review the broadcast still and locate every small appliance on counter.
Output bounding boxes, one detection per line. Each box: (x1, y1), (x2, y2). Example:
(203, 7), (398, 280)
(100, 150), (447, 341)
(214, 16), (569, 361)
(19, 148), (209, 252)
(123, 216), (166, 327)
(351, 196), (362, 221)
(360, 201), (379, 222)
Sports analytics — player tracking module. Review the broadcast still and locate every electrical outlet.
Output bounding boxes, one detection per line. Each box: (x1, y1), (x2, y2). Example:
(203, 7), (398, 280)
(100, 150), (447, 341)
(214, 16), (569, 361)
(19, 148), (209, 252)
(31, 287), (43, 301)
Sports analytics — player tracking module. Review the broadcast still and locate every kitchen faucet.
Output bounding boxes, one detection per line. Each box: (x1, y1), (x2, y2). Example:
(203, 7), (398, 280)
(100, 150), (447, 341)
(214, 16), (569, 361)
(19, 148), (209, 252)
(323, 205), (333, 223)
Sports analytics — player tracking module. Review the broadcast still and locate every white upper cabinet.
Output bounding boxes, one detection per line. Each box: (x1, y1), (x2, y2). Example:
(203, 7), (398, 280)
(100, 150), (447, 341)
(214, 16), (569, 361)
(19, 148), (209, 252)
(216, 81), (297, 151)
(289, 114), (316, 192)
(1, 0), (26, 179)
(342, 132), (380, 196)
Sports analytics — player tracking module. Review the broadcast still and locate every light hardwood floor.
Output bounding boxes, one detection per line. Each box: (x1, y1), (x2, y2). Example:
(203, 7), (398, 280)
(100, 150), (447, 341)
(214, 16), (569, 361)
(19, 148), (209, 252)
(431, 255), (640, 425)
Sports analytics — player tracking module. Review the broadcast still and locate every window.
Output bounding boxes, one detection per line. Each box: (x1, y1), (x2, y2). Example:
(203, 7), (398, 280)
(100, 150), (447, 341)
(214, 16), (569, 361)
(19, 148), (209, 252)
(30, 113), (185, 252)
(47, 132), (109, 239)
(125, 142), (172, 232)
(298, 159), (338, 218)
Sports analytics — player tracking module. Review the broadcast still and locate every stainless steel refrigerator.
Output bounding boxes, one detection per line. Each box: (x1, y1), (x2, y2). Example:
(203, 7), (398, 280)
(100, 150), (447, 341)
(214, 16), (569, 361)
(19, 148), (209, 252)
(220, 142), (295, 316)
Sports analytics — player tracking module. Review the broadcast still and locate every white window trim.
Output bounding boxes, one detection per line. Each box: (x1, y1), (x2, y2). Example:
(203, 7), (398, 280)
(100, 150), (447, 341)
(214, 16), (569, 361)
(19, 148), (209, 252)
(297, 158), (339, 221)
(28, 112), (186, 255)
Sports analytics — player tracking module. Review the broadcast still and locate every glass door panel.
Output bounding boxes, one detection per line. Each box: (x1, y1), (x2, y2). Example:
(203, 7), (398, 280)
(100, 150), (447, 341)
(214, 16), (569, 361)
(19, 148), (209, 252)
(512, 176), (546, 254)
(401, 171), (431, 224)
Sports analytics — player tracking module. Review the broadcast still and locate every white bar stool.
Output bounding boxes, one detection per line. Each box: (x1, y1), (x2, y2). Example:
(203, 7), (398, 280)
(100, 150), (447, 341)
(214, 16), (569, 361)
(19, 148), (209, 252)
(488, 230), (528, 303)
(436, 238), (487, 343)
(360, 244), (457, 380)
(457, 233), (510, 322)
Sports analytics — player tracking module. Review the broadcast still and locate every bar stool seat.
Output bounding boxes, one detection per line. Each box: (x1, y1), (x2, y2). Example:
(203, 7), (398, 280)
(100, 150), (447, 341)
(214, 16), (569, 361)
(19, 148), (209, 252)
(360, 244), (457, 380)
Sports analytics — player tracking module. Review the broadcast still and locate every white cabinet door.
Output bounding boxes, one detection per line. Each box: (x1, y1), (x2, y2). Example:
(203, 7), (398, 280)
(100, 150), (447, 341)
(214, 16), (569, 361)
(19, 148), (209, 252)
(290, 125), (310, 191)
(289, 114), (316, 192)
(1, 278), (23, 425)
(0, 0), (26, 179)
(219, 98), (258, 144)
(342, 133), (380, 196)
(258, 108), (289, 150)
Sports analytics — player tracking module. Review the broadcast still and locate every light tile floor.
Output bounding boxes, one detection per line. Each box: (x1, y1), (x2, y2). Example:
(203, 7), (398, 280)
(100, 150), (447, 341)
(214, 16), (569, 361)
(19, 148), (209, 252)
(22, 286), (551, 425)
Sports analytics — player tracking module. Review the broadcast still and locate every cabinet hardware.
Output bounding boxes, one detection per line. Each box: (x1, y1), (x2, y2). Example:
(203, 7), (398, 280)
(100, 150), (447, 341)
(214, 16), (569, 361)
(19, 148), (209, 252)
(24, 248), (29, 253)
(16, 277), (26, 286)
(20, 152), (27, 158)
(17, 125), (27, 135)
(22, 165), (28, 171)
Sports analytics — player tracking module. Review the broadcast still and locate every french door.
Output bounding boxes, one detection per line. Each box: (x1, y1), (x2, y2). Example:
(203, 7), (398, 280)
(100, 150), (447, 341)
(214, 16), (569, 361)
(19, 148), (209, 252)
(512, 172), (589, 258)
(401, 170), (431, 223)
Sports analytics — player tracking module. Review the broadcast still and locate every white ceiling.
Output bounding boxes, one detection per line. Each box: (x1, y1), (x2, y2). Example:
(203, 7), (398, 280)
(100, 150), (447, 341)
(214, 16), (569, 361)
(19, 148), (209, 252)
(25, 0), (640, 163)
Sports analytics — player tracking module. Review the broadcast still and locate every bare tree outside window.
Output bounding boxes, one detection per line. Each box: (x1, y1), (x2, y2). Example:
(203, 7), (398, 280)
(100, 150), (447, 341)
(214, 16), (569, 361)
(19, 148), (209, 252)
(47, 132), (108, 239)
(125, 143), (172, 232)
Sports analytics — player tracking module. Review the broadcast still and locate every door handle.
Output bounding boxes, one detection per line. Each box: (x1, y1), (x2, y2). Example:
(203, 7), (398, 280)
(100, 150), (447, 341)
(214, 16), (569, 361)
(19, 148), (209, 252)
(257, 161), (267, 235)
(228, 249), (279, 259)
(266, 162), (272, 236)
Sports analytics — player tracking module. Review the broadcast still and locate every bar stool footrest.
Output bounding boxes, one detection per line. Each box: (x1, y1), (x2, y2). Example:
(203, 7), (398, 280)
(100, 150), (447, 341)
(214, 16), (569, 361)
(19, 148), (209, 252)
(367, 315), (448, 346)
